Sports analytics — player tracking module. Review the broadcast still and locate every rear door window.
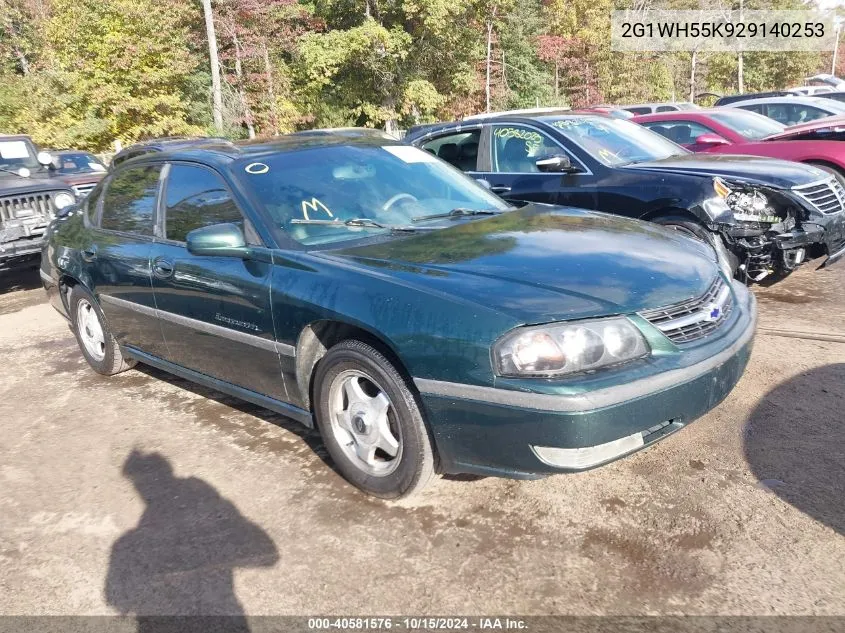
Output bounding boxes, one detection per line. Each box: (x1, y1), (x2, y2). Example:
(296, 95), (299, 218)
(99, 164), (161, 235)
(420, 130), (481, 171)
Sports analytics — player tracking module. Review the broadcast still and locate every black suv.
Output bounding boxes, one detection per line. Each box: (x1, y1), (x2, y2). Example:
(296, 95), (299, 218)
(0, 135), (76, 270)
(406, 112), (845, 281)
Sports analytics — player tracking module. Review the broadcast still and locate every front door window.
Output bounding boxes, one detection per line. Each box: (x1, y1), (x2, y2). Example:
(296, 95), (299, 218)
(490, 125), (564, 173)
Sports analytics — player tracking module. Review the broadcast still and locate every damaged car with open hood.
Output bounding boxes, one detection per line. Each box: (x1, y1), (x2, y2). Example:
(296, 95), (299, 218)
(42, 134), (755, 498)
(406, 111), (845, 282)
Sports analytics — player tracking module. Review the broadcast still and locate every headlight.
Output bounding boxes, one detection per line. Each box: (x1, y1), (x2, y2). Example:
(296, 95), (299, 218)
(713, 177), (780, 223)
(493, 317), (650, 377)
(54, 192), (75, 210)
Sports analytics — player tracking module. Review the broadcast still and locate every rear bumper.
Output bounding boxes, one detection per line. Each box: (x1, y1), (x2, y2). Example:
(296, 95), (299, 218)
(416, 287), (757, 478)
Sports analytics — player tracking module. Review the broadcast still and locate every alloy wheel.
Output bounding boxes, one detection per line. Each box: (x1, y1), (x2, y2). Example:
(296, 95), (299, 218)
(76, 299), (106, 362)
(328, 369), (403, 476)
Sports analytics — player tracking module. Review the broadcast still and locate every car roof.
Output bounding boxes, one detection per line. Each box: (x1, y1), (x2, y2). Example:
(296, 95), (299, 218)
(52, 149), (97, 155)
(622, 102), (694, 108)
(726, 95), (845, 110)
(631, 109), (707, 121)
(462, 107), (572, 121)
(122, 131), (408, 168)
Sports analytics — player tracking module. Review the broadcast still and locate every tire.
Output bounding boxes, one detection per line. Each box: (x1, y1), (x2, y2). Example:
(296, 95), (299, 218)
(653, 214), (714, 244)
(654, 214), (740, 278)
(68, 286), (135, 376)
(313, 340), (436, 499)
(806, 162), (845, 188)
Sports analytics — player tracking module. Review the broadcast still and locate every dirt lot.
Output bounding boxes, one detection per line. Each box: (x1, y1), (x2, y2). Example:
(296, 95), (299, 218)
(0, 264), (843, 617)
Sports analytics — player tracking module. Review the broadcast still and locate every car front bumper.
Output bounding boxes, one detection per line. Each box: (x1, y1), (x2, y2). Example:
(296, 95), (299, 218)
(415, 284), (757, 478)
(0, 233), (47, 267)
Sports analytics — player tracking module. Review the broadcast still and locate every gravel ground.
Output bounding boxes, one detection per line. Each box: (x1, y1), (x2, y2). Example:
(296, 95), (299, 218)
(0, 263), (843, 617)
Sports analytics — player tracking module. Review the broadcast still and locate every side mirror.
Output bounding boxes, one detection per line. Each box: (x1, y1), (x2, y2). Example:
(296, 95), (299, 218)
(475, 178), (492, 190)
(186, 223), (249, 258)
(36, 151), (54, 167)
(535, 154), (576, 173)
(694, 133), (730, 147)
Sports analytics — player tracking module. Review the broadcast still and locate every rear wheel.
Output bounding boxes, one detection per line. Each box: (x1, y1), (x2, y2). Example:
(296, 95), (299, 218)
(313, 340), (436, 498)
(69, 286), (135, 375)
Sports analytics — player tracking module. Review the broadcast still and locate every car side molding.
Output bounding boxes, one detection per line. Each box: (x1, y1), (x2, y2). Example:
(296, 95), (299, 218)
(99, 294), (296, 357)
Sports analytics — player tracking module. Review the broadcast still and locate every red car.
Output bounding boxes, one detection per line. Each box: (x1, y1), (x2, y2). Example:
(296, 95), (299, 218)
(633, 109), (845, 184)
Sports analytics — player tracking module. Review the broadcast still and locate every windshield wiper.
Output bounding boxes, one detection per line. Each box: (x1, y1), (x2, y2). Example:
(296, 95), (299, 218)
(290, 218), (424, 232)
(412, 207), (505, 223)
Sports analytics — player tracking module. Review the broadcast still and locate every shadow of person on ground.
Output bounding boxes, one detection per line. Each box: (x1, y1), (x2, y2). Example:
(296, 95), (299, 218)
(744, 363), (845, 536)
(105, 450), (279, 632)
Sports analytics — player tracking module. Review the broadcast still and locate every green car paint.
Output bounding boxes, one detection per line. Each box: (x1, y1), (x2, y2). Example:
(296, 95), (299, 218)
(41, 136), (756, 478)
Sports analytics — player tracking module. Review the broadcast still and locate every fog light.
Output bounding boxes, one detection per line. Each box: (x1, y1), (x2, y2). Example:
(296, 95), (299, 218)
(532, 433), (645, 470)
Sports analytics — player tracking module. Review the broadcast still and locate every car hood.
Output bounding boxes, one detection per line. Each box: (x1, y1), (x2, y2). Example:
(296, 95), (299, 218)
(623, 152), (824, 188)
(57, 173), (105, 186)
(764, 114), (845, 140)
(322, 205), (720, 325)
(0, 173), (72, 196)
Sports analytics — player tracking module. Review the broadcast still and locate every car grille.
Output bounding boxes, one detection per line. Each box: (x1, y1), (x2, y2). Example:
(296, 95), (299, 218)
(639, 276), (733, 344)
(0, 192), (58, 222)
(792, 178), (845, 215)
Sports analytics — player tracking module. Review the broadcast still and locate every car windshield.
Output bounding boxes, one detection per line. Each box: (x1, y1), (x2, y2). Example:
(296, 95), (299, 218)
(709, 110), (786, 139)
(55, 152), (107, 174)
(0, 139), (40, 173)
(544, 116), (687, 166)
(235, 144), (511, 246)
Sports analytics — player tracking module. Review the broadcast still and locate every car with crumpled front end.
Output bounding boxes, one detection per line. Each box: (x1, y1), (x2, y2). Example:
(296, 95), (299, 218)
(407, 111), (845, 282)
(41, 134), (756, 498)
(0, 134), (76, 271)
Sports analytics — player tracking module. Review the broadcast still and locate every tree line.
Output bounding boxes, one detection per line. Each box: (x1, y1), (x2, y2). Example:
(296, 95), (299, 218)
(0, 0), (841, 152)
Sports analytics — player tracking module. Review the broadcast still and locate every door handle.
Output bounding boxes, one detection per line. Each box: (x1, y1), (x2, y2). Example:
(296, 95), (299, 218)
(81, 246), (97, 262)
(152, 258), (174, 279)
(490, 185), (511, 193)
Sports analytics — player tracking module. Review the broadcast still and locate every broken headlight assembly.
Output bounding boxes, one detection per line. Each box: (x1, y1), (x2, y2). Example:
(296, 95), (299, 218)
(713, 177), (782, 224)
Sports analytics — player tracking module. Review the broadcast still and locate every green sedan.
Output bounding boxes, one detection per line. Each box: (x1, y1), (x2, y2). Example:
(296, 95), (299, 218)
(40, 133), (756, 498)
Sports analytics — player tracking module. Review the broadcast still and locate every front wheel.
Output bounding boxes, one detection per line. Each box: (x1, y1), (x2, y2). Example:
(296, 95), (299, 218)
(68, 286), (135, 376)
(653, 215), (739, 276)
(313, 340), (436, 498)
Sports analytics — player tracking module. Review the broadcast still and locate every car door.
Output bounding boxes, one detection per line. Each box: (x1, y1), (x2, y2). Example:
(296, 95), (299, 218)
(474, 122), (598, 209)
(87, 163), (168, 357)
(149, 162), (285, 401)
